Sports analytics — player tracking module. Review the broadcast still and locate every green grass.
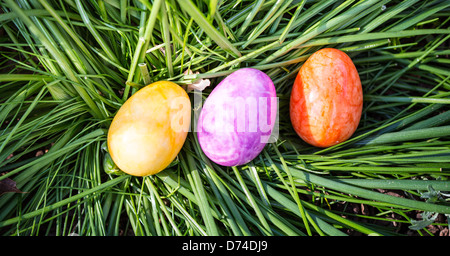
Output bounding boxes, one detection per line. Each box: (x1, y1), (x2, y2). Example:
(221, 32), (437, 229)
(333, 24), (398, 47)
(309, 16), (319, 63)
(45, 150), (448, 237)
(0, 0), (449, 236)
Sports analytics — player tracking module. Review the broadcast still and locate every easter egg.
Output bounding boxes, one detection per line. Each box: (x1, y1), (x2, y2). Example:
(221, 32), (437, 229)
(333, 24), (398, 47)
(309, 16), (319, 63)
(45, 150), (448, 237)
(107, 81), (191, 176)
(197, 68), (277, 166)
(290, 48), (363, 148)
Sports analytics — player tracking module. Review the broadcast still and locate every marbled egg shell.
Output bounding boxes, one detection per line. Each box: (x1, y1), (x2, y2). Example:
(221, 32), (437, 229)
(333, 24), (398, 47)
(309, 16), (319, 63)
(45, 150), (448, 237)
(197, 68), (277, 166)
(290, 48), (363, 148)
(108, 81), (191, 176)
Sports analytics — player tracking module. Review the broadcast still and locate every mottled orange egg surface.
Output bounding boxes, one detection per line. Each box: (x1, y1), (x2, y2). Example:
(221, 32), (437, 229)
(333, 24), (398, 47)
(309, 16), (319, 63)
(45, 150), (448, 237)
(290, 48), (363, 148)
(107, 81), (191, 176)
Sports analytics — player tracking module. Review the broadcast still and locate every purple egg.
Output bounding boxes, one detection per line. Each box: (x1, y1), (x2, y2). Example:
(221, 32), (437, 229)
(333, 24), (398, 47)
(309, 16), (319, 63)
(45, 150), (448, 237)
(197, 68), (277, 166)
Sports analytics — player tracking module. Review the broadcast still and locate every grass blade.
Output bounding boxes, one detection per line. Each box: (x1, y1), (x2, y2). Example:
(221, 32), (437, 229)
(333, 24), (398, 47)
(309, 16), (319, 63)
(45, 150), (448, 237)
(175, 0), (241, 57)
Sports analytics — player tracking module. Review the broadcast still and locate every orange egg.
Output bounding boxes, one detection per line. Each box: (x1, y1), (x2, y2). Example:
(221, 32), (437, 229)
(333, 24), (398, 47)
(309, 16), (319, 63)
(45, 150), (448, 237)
(290, 48), (363, 148)
(107, 81), (191, 176)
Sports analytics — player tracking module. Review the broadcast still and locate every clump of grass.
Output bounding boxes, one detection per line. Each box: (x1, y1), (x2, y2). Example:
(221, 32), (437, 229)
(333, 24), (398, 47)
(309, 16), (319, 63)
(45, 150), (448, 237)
(0, 0), (449, 236)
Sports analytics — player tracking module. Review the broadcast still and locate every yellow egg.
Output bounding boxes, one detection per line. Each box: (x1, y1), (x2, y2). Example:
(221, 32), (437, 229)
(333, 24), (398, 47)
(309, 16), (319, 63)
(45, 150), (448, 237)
(107, 81), (191, 176)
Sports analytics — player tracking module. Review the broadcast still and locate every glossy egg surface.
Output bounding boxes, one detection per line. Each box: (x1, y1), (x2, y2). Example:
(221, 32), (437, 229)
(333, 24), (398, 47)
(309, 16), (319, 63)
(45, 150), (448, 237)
(197, 68), (277, 166)
(290, 48), (363, 148)
(108, 81), (191, 176)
